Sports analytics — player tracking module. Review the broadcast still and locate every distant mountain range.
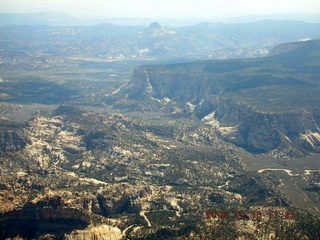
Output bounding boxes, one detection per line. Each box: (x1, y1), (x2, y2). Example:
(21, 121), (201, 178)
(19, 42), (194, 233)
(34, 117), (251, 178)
(1, 12), (320, 240)
(1, 12), (320, 26)
(111, 39), (320, 157)
(1, 19), (320, 61)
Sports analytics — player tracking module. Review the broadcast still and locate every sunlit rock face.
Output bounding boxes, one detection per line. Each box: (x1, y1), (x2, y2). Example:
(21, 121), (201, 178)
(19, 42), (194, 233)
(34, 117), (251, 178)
(63, 225), (123, 240)
(213, 100), (320, 156)
(116, 66), (320, 157)
(112, 40), (320, 157)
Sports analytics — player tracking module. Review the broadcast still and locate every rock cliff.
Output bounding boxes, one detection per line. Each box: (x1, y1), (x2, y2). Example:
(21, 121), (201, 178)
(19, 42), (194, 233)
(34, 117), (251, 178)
(112, 40), (320, 157)
(0, 183), (154, 239)
(63, 225), (123, 240)
(210, 98), (320, 156)
(0, 194), (90, 239)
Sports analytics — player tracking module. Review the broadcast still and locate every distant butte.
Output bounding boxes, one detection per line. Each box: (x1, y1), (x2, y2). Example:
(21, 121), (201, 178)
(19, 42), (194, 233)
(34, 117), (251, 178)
(147, 22), (162, 29)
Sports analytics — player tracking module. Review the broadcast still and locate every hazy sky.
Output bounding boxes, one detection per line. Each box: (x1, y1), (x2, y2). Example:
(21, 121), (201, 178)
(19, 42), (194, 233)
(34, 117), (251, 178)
(1, 0), (320, 19)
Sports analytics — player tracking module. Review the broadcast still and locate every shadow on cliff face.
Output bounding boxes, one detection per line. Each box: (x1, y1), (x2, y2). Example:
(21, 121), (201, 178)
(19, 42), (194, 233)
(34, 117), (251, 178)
(0, 218), (88, 239)
(0, 196), (90, 239)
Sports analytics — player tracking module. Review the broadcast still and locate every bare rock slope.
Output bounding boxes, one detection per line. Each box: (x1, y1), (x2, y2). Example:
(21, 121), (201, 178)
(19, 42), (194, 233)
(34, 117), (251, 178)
(112, 40), (320, 157)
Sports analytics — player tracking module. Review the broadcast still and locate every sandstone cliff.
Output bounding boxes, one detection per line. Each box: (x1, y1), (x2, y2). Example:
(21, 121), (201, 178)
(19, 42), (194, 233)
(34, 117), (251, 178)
(111, 40), (320, 157)
(63, 225), (123, 240)
(210, 98), (320, 156)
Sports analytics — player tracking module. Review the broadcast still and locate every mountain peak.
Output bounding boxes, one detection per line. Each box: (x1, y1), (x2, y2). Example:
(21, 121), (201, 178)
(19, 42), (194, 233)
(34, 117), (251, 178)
(148, 22), (162, 29)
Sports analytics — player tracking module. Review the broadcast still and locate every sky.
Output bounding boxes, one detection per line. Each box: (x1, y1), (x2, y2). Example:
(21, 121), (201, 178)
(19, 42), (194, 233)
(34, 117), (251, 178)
(0, 0), (320, 19)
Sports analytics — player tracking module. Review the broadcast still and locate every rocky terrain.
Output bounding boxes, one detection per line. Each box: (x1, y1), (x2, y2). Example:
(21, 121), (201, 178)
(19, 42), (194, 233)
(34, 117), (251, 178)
(0, 107), (235, 239)
(0, 20), (320, 239)
(1, 20), (320, 61)
(1, 106), (319, 239)
(111, 39), (320, 158)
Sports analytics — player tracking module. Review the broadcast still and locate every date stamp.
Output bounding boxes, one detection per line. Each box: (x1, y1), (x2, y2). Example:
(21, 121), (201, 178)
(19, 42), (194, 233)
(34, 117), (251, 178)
(205, 209), (295, 220)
